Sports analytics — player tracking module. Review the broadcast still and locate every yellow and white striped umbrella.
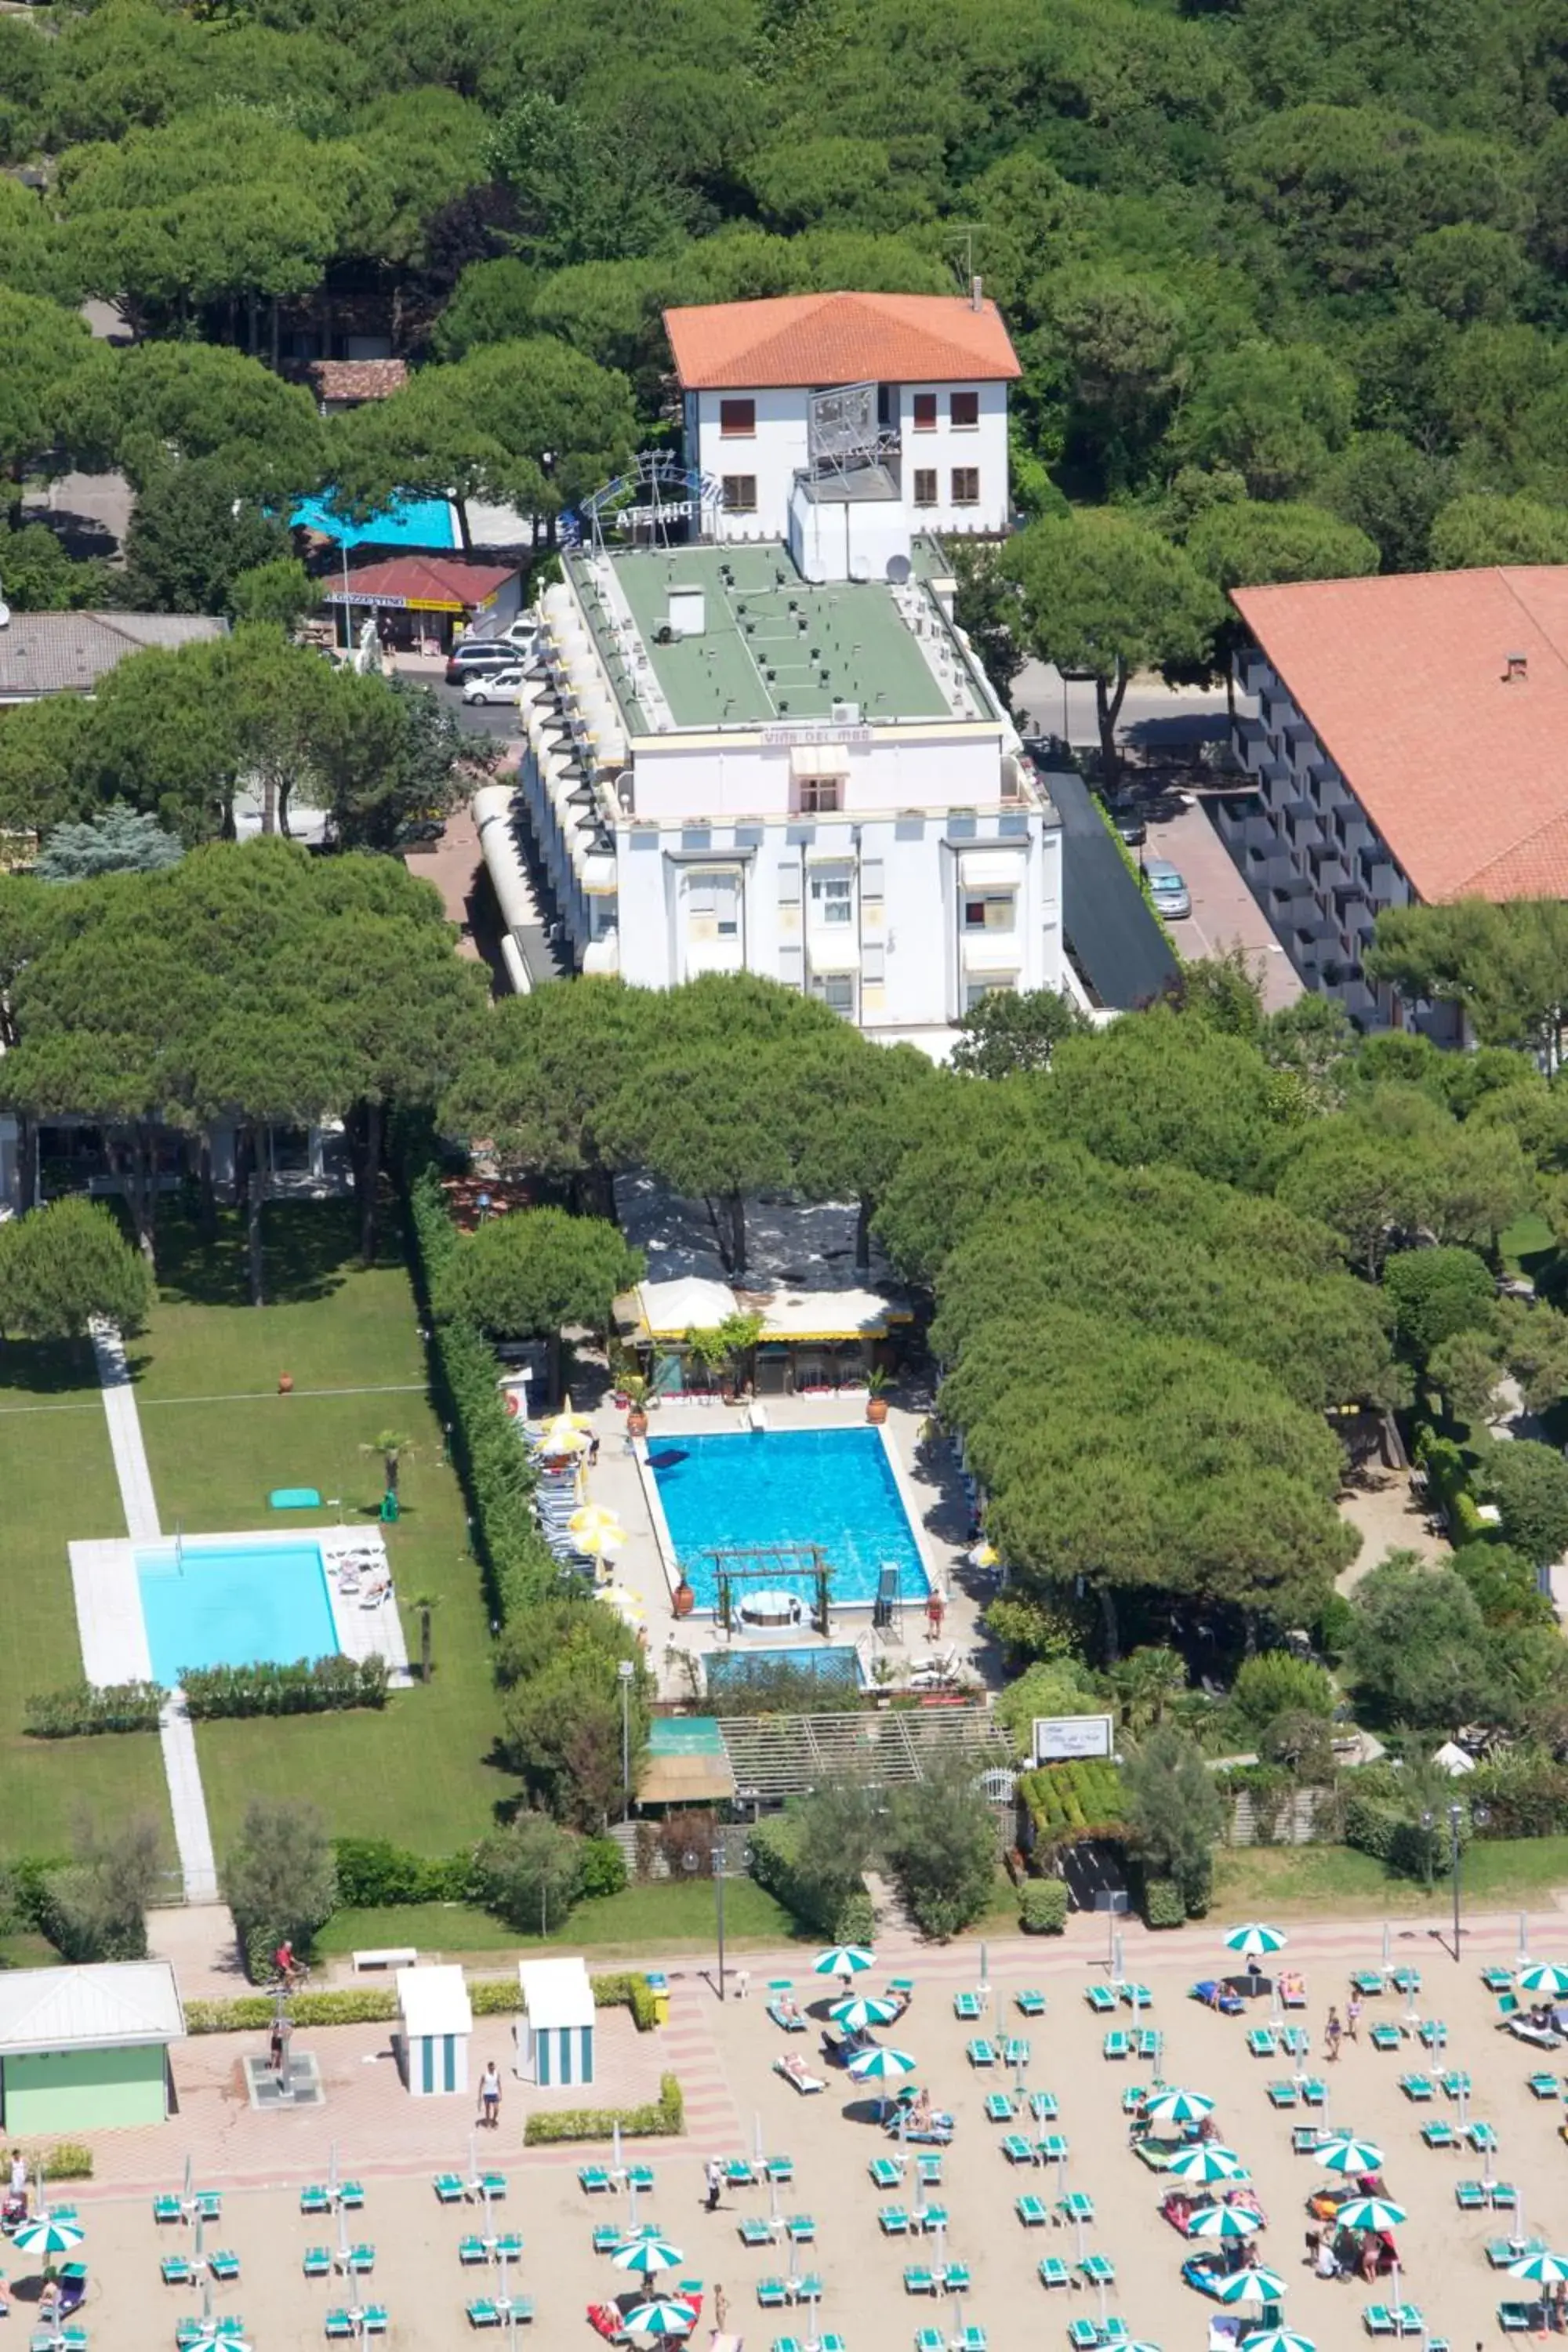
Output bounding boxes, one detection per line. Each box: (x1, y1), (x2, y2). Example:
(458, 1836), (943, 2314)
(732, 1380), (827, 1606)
(538, 1413), (593, 1456)
(568, 1505), (625, 1559)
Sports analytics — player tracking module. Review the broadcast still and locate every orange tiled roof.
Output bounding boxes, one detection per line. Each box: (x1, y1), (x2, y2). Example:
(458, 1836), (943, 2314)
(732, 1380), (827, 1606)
(307, 359), (408, 402)
(1232, 568), (1568, 903)
(664, 292), (1021, 390)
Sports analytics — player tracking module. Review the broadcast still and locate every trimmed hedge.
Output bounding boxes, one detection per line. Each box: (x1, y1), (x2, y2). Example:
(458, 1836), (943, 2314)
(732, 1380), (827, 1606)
(1017, 1761), (1127, 1852)
(1018, 1878), (1069, 1934)
(185, 1973), (662, 2038)
(332, 1838), (474, 1907)
(524, 2073), (684, 2145)
(408, 1167), (559, 1622)
(749, 1815), (874, 1944)
(1345, 1789), (1472, 1880)
(182, 1657), (388, 1718)
(1142, 1878), (1185, 1929)
(25, 1682), (164, 1737)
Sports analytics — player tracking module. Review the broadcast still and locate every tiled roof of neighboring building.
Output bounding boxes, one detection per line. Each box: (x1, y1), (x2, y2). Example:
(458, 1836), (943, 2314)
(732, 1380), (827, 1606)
(307, 359), (408, 403)
(0, 613), (226, 700)
(663, 292), (1022, 389)
(0, 1962), (183, 2054)
(325, 555), (517, 611)
(1232, 568), (1568, 903)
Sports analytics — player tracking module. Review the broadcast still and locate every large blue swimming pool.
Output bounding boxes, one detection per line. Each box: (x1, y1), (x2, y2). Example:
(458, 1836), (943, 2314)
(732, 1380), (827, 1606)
(136, 1540), (339, 1682)
(648, 1427), (929, 1612)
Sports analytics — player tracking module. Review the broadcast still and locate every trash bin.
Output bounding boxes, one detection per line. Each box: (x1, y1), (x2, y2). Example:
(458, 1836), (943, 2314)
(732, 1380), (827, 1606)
(645, 1971), (670, 2027)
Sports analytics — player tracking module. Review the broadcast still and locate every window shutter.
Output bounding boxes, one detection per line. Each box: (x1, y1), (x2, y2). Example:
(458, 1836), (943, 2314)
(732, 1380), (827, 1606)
(688, 881), (715, 916)
(777, 858), (802, 905)
(779, 943), (804, 989)
(860, 858), (884, 901)
(862, 943), (886, 983)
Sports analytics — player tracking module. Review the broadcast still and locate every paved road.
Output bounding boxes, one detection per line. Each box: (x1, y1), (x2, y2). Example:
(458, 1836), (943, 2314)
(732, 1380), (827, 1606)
(427, 677), (524, 742)
(1013, 660), (1231, 752)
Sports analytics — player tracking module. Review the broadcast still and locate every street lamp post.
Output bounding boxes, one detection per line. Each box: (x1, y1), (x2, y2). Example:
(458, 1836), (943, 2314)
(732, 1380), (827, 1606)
(617, 1658), (634, 1822)
(1423, 1801), (1490, 1960)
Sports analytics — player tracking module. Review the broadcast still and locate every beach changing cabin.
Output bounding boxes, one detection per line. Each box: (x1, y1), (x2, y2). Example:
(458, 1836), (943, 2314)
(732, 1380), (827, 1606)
(395, 1965), (473, 2098)
(0, 1962), (183, 2133)
(517, 1957), (595, 2086)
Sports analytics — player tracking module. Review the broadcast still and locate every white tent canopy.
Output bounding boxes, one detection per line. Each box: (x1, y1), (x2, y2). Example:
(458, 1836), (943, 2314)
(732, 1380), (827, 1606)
(1432, 1740), (1477, 1776)
(637, 1277), (742, 1339)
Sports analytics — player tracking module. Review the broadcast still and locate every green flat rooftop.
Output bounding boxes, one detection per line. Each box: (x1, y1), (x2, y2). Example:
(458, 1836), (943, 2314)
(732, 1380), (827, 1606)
(572, 543), (975, 731)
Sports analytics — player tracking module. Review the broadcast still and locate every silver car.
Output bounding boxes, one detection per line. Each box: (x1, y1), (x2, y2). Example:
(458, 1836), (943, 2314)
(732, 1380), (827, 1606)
(1144, 858), (1192, 919)
(463, 665), (524, 705)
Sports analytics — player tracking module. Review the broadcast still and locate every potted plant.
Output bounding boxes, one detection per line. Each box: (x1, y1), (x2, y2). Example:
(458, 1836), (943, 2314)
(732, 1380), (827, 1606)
(622, 1374), (650, 1438)
(865, 1366), (891, 1425)
(672, 1576), (695, 1618)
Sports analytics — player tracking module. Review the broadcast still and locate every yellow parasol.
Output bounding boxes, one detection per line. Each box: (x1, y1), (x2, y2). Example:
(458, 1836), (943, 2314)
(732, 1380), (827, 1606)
(538, 1413), (592, 1456)
(968, 1541), (999, 1570)
(568, 1504), (625, 1558)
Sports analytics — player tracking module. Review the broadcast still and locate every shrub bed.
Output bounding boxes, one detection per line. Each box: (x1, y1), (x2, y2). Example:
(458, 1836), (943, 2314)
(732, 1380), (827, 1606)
(1018, 1878), (1069, 1933)
(407, 1166), (558, 1623)
(186, 1973), (662, 2037)
(181, 1657), (389, 1718)
(524, 2073), (683, 2145)
(332, 1838), (475, 1907)
(1017, 1761), (1126, 1852)
(25, 1682), (164, 1736)
(1142, 1878), (1185, 1929)
(24, 2143), (93, 2181)
(748, 1815), (873, 1943)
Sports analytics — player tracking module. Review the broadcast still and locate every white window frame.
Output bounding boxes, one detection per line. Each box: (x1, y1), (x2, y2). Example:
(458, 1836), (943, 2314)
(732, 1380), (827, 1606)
(808, 864), (855, 927)
(963, 891), (1016, 932)
(810, 973), (857, 1018)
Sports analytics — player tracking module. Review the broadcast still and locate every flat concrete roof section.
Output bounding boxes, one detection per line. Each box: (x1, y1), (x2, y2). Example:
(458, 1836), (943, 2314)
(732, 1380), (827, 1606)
(574, 544), (960, 731)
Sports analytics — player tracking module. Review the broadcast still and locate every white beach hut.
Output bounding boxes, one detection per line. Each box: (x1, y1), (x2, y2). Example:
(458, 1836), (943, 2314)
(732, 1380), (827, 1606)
(395, 1965), (473, 2098)
(517, 1957), (596, 2086)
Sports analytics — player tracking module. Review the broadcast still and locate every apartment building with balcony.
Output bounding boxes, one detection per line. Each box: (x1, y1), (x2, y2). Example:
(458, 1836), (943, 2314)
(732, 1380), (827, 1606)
(1219, 568), (1568, 1026)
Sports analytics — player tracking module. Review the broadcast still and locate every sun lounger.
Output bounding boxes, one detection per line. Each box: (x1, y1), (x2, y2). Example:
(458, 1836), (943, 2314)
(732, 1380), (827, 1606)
(325, 2317), (354, 2342)
(880, 2206), (911, 2235)
(1001, 2134), (1035, 2165)
(301, 2187), (332, 2216)
(1300, 2077), (1327, 2106)
(304, 2249), (332, 2279)
(940, 2263), (971, 2294)
(768, 2002), (807, 2034)
(771, 2337), (804, 2352)
(161, 2257), (193, 2286)
(911, 2205), (949, 2233)
(870, 2158), (902, 2190)
(1068, 2323), (1100, 2351)
(967, 2039), (996, 2067)
(1085, 1986), (1117, 2015)
(724, 2159), (757, 2187)
(1488, 2241), (1546, 2268)
(1490, 2181), (1518, 2208)
(152, 2195), (182, 2225)
(757, 2281), (788, 2310)
(775, 2054), (826, 2095)
(593, 2225), (626, 2254)
(1369, 2025), (1402, 2053)
(767, 2156), (794, 2183)
(1038, 2135), (1070, 2165)
(1279, 2025), (1308, 2056)
(791, 2274), (823, 2303)
(1060, 2191), (1094, 2224)
(1390, 1967), (1421, 1994)
(1030, 2092), (1060, 2122)
(1017, 1991), (1047, 2017)
(916, 2157), (943, 2187)
(1080, 2255), (1116, 2286)
(739, 2218), (775, 2249)
(1039, 2257), (1070, 2289)
(339, 2183), (365, 2210)
(434, 2174), (466, 2204)
(1350, 1972), (1384, 1997)
(1120, 2085), (1147, 2114)
(1454, 2181), (1486, 2210)
(1529, 2071), (1560, 2098)
(1291, 2125), (1327, 2154)
(1134, 2029), (1159, 2059)
(915, 2331), (945, 2352)
(1246, 2028), (1276, 2058)
(459, 2238), (488, 2265)
(467, 2302), (500, 2329)
(1119, 1985), (1152, 2009)
(985, 2092), (1015, 2122)
(1190, 1980), (1244, 2016)
(209, 2252), (241, 2283)
(627, 2167), (655, 2194)
(1016, 2195), (1051, 2227)
(1499, 2306), (1538, 2333)
(1363, 2308), (1396, 2336)
(1480, 1967), (1513, 1992)
(1004, 2037), (1031, 2065)
(786, 2216), (815, 2242)
(1417, 2020), (1447, 2050)
(953, 2328), (986, 2352)
(359, 2307), (388, 2335)
(904, 2267), (936, 2295)
(1421, 2120), (1456, 2148)
(1468, 2122), (1498, 2151)
(578, 2166), (612, 2194)
(1102, 2031), (1130, 2061)
(953, 1992), (982, 2022)
(1439, 2070), (1470, 2097)
(1398, 2074), (1433, 2102)
(1266, 2081), (1298, 2108)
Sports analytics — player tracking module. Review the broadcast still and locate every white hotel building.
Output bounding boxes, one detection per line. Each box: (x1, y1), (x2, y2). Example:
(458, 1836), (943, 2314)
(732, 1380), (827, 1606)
(488, 292), (1065, 1055)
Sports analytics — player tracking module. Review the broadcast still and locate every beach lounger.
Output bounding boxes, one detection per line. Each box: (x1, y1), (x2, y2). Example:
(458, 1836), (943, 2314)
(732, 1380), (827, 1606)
(459, 2238), (488, 2265)
(1421, 2120), (1456, 2148)
(193, 2195), (221, 2223)
(1080, 2255), (1116, 2287)
(739, 2218), (774, 2249)
(880, 2208), (911, 2235)
(1390, 1968), (1421, 1994)
(1363, 2307), (1396, 2336)
(767, 2157), (794, 2184)
(1038, 2257), (1070, 2289)
(1060, 2192), (1094, 2225)
(771, 2337), (804, 2352)
(1120, 2085), (1148, 2114)
(786, 2216), (815, 2242)
(325, 2317), (354, 2342)
(1491, 2182), (1519, 2208)
(1454, 2182), (1486, 2210)
(967, 2039), (996, 2067)
(1001, 2135), (1035, 2165)
(1119, 1986), (1152, 2009)
(953, 1993), (982, 2022)
(775, 2055), (826, 2096)
(494, 2236), (521, 2265)
(161, 2257), (193, 2286)
(912, 2205), (949, 2233)
(1390, 2308), (1422, 2336)
(1017, 1991), (1047, 2017)
(916, 2157), (944, 2188)
(1481, 1967), (1514, 1992)
(1468, 2122), (1498, 2151)
(1133, 2029), (1159, 2059)
(1085, 1986), (1118, 2014)
(209, 2252), (241, 2283)
(1529, 2071), (1560, 2098)
(578, 2166), (612, 2194)
(360, 2307), (388, 2335)
(1038, 2135), (1070, 2165)
(1300, 2078), (1327, 2107)
(1290, 2125), (1325, 2154)
(942, 2264), (971, 2295)
(869, 2158), (902, 2190)
(1189, 1980), (1244, 2016)
(1102, 2031), (1130, 2061)
(1247, 2028), (1276, 2058)
(467, 2302), (500, 2328)
(1266, 2081), (1298, 2108)
(1030, 2092), (1060, 2122)
(1398, 2074), (1433, 2102)
(1068, 2323), (1100, 2351)
(1499, 2306), (1536, 2333)
(153, 2195), (183, 2225)
(1497, 1992), (1519, 2020)
(1351, 1972), (1384, 1996)
(985, 2093), (1014, 2122)
(724, 2160), (757, 2187)
(757, 2282), (788, 2310)
(434, 2174), (466, 2204)
(1279, 2025), (1308, 2056)
(303, 2249), (332, 2279)
(792, 2276), (824, 2304)
(1417, 2021), (1447, 2050)
(1016, 2195), (1051, 2227)
(953, 2328), (986, 2352)
(1004, 2038), (1031, 2065)
(339, 2183), (365, 2210)
(903, 2267), (936, 2295)
(1439, 2071), (1470, 2098)
(592, 2227), (622, 2254)
(915, 2331), (945, 2352)
(1488, 2241), (1545, 2268)
(301, 2188), (332, 2216)
(768, 2001), (806, 2034)
(1369, 2025), (1402, 2053)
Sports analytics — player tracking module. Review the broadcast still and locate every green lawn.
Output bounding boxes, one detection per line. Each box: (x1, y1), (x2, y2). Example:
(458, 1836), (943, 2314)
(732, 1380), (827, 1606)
(1213, 1836), (1568, 1918)
(0, 1338), (175, 1863)
(133, 1204), (510, 1857)
(317, 1878), (804, 1962)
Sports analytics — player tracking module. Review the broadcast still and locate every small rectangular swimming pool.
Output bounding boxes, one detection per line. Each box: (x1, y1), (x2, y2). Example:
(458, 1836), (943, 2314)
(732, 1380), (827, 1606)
(648, 1427), (929, 1613)
(136, 1539), (339, 1683)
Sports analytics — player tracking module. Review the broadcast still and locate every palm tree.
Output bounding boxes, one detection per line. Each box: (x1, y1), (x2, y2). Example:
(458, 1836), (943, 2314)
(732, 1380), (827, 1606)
(408, 1591), (439, 1682)
(361, 1429), (416, 1497)
(1108, 1646), (1188, 1735)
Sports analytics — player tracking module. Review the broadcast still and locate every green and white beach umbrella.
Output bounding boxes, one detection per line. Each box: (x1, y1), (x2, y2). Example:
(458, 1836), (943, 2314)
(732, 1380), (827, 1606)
(1240, 2332), (1314, 2352)
(612, 2236), (684, 2275)
(1213, 2266), (1287, 2307)
(1145, 2088), (1215, 2127)
(1224, 1923), (1287, 1962)
(829, 1994), (900, 2031)
(13, 2214), (84, 2257)
(1166, 2143), (1248, 2184)
(848, 2044), (917, 2082)
(1188, 2205), (1265, 2240)
(1517, 1963), (1568, 1998)
(1333, 2198), (1406, 2233)
(183, 2330), (252, 2352)
(1509, 2253), (1568, 2287)
(813, 1946), (874, 1978)
(621, 2299), (699, 2338)
(1315, 2135), (1384, 2176)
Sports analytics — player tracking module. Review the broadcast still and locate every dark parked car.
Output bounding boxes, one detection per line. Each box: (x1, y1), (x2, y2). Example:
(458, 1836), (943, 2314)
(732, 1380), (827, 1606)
(444, 640), (517, 686)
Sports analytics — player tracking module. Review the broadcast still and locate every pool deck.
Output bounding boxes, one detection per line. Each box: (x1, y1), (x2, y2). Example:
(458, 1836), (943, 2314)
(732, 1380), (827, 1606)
(582, 1392), (995, 1702)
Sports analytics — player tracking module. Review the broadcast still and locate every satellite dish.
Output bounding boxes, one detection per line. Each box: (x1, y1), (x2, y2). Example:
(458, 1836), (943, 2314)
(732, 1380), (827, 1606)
(885, 552), (912, 585)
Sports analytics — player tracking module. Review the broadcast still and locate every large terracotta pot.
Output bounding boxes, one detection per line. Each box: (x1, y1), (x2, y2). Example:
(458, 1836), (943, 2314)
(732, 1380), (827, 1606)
(866, 1395), (889, 1425)
(628, 1406), (648, 1438)
(673, 1580), (695, 1618)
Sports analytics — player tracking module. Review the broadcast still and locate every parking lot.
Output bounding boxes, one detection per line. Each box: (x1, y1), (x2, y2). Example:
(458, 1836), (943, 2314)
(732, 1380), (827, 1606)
(1137, 792), (1303, 1014)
